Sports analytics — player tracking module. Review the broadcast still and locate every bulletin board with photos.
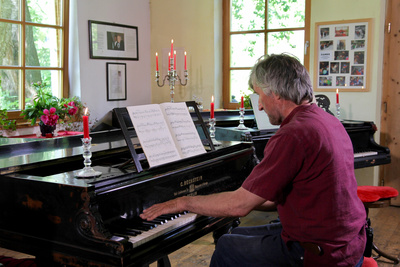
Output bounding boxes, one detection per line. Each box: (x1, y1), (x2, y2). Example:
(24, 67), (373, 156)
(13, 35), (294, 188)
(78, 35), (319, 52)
(314, 18), (372, 92)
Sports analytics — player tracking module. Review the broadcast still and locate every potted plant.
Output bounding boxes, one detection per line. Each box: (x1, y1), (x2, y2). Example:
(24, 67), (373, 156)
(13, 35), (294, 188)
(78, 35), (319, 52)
(21, 82), (60, 125)
(21, 81), (84, 136)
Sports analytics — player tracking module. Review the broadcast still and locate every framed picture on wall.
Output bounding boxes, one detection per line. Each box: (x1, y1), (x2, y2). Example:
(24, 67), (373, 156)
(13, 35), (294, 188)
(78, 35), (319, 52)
(106, 63), (127, 101)
(89, 20), (139, 60)
(314, 18), (372, 92)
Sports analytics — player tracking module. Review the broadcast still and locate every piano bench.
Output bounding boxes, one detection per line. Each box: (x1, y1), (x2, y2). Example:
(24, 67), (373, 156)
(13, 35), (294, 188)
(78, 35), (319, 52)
(361, 256), (378, 267)
(357, 186), (400, 264)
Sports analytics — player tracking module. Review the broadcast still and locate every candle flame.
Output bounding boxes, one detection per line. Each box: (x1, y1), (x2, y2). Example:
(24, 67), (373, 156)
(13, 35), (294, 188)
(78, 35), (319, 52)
(169, 52), (171, 56)
(185, 51), (187, 56)
(174, 50), (176, 55)
(211, 95), (214, 102)
(156, 52), (158, 56)
(336, 88), (339, 94)
(171, 39), (174, 44)
(84, 107), (88, 116)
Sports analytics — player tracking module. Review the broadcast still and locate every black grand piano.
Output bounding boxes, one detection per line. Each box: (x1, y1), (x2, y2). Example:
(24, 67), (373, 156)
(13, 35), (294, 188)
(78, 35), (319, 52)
(0, 103), (257, 266)
(197, 110), (391, 169)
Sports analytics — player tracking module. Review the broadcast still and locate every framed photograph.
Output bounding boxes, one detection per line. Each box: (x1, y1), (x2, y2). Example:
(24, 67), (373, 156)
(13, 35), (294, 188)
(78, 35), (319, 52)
(314, 18), (372, 92)
(106, 63), (127, 101)
(89, 20), (138, 60)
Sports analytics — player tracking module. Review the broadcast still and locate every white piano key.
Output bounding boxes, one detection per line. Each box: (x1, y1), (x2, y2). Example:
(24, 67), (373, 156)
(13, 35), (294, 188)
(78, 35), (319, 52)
(354, 151), (378, 158)
(128, 212), (198, 248)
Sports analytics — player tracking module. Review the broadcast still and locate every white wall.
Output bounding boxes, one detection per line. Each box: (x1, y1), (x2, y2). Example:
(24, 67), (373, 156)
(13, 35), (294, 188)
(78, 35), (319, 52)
(69, 0), (152, 126)
(149, 0), (221, 109)
(310, 0), (386, 186)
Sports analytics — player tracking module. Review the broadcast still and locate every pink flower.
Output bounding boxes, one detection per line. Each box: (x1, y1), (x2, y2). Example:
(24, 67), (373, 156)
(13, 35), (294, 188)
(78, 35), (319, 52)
(40, 107), (59, 126)
(63, 101), (78, 116)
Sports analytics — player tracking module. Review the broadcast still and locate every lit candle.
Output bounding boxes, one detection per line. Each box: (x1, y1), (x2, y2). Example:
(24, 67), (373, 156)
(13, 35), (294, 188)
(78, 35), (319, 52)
(174, 51), (177, 70)
(156, 52), (159, 71)
(211, 96), (215, 119)
(168, 52), (171, 71)
(83, 107), (90, 139)
(184, 51), (187, 70)
(241, 96), (244, 108)
(171, 39), (174, 58)
(336, 89), (339, 104)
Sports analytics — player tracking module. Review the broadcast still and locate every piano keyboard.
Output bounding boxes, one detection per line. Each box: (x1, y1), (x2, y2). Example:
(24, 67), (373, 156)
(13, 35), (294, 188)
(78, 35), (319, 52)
(354, 151), (378, 158)
(112, 212), (198, 248)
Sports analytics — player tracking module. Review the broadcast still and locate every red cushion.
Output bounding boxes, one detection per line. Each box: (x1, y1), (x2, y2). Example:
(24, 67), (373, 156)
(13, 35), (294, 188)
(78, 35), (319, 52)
(362, 256), (378, 267)
(357, 186), (399, 203)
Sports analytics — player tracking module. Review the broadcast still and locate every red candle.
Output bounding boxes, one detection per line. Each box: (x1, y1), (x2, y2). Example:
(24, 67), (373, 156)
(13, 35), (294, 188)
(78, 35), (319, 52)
(336, 89), (339, 104)
(170, 39), (174, 58)
(156, 52), (159, 71)
(184, 51), (187, 70)
(210, 96), (215, 119)
(168, 52), (171, 71)
(241, 96), (244, 108)
(83, 108), (90, 139)
(174, 51), (176, 70)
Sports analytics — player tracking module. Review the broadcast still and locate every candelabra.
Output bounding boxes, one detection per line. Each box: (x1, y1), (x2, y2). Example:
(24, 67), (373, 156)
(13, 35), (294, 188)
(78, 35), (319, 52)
(336, 103), (341, 120)
(155, 48), (188, 102)
(236, 107), (248, 130)
(76, 137), (102, 178)
(209, 118), (221, 146)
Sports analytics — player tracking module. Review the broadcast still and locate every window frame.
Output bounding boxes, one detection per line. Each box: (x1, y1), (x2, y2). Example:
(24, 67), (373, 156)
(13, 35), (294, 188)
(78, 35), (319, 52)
(0, 0), (70, 124)
(222, 0), (311, 109)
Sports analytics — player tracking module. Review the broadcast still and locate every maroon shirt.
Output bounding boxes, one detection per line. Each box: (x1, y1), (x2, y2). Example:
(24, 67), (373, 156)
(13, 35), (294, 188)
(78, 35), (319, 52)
(242, 104), (366, 266)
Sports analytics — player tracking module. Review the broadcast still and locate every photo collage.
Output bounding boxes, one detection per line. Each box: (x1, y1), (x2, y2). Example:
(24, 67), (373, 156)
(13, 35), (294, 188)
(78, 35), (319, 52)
(317, 20), (369, 90)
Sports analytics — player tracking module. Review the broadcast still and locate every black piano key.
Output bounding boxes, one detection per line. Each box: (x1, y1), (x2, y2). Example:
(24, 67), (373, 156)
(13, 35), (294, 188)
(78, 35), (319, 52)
(158, 215), (175, 220)
(150, 219), (166, 225)
(141, 221), (158, 228)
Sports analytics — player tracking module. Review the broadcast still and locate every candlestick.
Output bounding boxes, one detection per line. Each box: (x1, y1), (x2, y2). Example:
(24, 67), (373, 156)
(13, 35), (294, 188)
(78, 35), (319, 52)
(210, 96), (215, 119)
(236, 107), (248, 130)
(155, 40), (189, 103)
(156, 52), (159, 71)
(209, 118), (221, 146)
(336, 103), (341, 120)
(83, 108), (89, 139)
(75, 137), (102, 178)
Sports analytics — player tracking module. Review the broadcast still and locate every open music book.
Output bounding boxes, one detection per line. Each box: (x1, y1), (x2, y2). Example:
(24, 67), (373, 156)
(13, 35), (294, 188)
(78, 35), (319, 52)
(126, 102), (206, 167)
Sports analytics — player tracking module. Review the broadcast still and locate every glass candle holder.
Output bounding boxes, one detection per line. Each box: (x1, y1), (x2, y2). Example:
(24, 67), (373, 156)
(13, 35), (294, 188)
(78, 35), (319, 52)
(336, 103), (341, 120)
(236, 107), (248, 130)
(76, 137), (102, 178)
(209, 118), (221, 146)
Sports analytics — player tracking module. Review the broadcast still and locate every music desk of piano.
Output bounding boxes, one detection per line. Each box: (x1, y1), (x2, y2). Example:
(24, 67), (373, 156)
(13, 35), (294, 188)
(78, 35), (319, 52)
(0, 105), (257, 266)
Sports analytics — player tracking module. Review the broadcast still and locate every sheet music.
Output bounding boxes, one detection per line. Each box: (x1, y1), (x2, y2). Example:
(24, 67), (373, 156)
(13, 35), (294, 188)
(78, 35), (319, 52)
(127, 102), (205, 167)
(249, 94), (278, 130)
(127, 105), (181, 167)
(160, 102), (206, 158)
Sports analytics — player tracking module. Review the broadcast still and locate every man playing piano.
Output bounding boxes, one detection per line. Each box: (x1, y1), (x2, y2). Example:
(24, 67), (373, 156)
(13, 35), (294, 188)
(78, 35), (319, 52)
(141, 53), (366, 267)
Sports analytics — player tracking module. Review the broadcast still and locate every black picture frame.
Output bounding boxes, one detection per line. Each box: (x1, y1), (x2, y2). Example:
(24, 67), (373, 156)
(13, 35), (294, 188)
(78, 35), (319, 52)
(89, 20), (139, 60)
(106, 63), (127, 101)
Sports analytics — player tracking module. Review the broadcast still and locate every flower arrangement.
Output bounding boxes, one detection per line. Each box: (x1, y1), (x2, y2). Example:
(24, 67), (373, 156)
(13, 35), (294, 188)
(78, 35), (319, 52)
(21, 81), (86, 129)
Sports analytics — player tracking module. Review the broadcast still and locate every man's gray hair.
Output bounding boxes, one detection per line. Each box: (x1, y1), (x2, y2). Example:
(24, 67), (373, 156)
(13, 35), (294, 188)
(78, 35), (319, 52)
(248, 53), (313, 105)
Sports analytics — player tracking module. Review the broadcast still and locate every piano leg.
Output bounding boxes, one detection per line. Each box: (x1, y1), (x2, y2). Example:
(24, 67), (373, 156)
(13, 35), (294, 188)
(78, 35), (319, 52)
(156, 256), (171, 267)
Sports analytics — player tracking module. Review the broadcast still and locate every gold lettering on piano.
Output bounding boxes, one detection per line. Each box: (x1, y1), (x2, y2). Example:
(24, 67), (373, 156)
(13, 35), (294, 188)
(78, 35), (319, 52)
(180, 176), (203, 187)
(174, 176), (208, 196)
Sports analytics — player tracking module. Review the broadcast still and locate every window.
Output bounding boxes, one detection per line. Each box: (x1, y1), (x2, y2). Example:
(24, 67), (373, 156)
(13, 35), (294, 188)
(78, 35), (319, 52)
(0, 0), (69, 121)
(222, 0), (310, 109)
